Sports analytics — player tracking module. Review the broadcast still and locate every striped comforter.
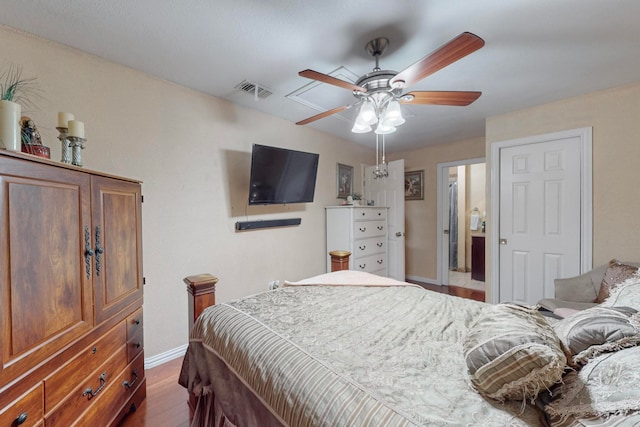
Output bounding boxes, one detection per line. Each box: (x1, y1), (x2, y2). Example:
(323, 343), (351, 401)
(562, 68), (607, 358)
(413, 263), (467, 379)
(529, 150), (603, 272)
(181, 272), (546, 426)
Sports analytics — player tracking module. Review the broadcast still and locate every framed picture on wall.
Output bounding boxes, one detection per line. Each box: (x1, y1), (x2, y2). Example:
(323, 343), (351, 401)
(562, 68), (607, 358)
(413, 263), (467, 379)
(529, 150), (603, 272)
(405, 170), (424, 200)
(336, 163), (354, 199)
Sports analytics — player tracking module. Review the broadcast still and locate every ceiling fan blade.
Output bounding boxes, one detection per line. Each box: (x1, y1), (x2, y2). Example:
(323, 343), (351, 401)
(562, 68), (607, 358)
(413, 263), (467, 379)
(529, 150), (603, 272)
(296, 105), (351, 125)
(299, 69), (367, 93)
(390, 32), (485, 88)
(400, 91), (482, 106)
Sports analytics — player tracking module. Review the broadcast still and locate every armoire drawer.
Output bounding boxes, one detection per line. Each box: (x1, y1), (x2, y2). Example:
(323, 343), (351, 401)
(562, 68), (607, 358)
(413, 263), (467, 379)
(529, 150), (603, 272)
(126, 307), (143, 342)
(353, 254), (386, 273)
(127, 330), (144, 362)
(353, 208), (387, 220)
(44, 322), (127, 412)
(0, 384), (43, 427)
(45, 347), (128, 427)
(353, 220), (386, 239)
(353, 236), (386, 258)
(73, 351), (145, 427)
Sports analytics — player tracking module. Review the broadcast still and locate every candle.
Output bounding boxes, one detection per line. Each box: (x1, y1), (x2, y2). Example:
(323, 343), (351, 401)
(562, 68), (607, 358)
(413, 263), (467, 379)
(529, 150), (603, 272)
(68, 120), (84, 138)
(58, 112), (74, 128)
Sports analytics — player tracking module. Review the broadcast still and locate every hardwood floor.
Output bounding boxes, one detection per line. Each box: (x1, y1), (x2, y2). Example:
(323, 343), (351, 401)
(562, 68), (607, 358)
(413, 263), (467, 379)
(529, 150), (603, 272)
(118, 356), (189, 427)
(119, 281), (483, 426)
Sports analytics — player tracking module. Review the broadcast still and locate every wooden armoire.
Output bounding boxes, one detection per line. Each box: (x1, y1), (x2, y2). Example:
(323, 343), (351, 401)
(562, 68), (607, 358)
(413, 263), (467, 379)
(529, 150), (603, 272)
(0, 150), (145, 426)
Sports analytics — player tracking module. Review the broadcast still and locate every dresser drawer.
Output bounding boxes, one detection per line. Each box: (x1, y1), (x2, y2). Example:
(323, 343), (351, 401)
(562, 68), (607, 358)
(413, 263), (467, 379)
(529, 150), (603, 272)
(73, 351), (145, 427)
(353, 220), (386, 239)
(44, 322), (127, 412)
(126, 307), (143, 341)
(45, 347), (128, 427)
(353, 208), (387, 220)
(353, 236), (386, 258)
(0, 384), (43, 427)
(353, 254), (386, 273)
(127, 329), (144, 362)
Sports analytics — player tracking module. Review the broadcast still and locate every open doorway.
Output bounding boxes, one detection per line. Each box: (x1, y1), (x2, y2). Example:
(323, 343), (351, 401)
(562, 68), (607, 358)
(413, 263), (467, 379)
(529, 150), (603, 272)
(437, 158), (486, 291)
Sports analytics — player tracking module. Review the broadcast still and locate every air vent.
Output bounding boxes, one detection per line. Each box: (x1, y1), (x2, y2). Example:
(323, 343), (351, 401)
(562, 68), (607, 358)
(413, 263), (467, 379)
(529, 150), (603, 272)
(234, 80), (273, 99)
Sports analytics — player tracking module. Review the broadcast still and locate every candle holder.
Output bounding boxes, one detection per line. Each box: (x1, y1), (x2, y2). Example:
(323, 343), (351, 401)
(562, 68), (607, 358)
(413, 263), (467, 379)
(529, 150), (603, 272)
(56, 127), (72, 164)
(68, 136), (86, 167)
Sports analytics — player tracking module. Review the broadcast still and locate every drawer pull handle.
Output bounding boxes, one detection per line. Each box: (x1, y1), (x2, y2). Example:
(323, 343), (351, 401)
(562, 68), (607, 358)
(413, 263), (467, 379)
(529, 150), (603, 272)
(135, 342), (141, 349)
(92, 346), (97, 354)
(359, 227), (366, 232)
(134, 319), (141, 325)
(15, 412), (28, 425)
(377, 226), (383, 231)
(83, 372), (107, 400)
(377, 243), (383, 247)
(358, 264), (366, 269)
(358, 245), (366, 250)
(122, 368), (139, 389)
(377, 259), (383, 264)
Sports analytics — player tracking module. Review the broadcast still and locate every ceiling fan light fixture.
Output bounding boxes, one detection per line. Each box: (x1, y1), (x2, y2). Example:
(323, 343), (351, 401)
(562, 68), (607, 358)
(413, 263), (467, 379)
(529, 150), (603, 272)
(381, 100), (405, 127)
(374, 122), (396, 135)
(357, 101), (378, 125)
(351, 117), (372, 133)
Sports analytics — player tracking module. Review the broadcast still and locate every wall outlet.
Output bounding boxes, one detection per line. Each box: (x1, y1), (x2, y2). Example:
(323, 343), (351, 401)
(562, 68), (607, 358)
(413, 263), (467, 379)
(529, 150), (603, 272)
(268, 280), (281, 290)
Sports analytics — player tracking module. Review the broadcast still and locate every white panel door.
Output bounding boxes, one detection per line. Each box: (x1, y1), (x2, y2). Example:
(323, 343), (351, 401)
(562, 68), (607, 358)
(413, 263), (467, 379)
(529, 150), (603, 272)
(499, 137), (582, 305)
(364, 159), (405, 281)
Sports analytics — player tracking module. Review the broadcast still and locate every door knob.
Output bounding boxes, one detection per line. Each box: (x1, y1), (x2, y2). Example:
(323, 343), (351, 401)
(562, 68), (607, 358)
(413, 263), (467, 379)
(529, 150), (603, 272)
(500, 238), (508, 245)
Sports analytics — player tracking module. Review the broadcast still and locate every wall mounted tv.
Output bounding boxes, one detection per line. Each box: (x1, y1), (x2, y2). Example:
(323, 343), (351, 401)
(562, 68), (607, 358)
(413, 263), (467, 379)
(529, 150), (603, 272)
(248, 144), (320, 205)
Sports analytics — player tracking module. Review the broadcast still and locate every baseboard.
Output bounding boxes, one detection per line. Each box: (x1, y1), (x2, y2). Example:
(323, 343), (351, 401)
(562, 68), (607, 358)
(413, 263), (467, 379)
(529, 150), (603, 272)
(145, 344), (188, 370)
(405, 275), (440, 286)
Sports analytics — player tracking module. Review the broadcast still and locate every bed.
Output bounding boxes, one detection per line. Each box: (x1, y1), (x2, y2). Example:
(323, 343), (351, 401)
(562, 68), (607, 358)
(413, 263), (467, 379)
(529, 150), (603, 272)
(179, 270), (640, 427)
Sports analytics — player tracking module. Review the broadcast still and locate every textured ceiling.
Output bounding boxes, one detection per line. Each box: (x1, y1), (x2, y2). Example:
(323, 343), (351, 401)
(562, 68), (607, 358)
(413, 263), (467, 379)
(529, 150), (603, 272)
(2, 0), (640, 152)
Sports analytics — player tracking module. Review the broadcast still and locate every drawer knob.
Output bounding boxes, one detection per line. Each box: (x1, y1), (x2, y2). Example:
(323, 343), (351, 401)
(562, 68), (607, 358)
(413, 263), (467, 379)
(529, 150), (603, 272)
(377, 226), (383, 231)
(377, 242), (383, 247)
(134, 319), (140, 325)
(358, 264), (366, 269)
(359, 227), (366, 232)
(377, 259), (383, 264)
(122, 368), (139, 389)
(15, 412), (28, 425)
(83, 372), (107, 400)
(358, 245), (366, 250)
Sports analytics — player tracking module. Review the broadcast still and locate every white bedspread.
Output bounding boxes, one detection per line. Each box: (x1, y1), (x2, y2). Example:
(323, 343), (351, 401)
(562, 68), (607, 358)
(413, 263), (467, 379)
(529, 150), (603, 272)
(183, 271), (546, 426)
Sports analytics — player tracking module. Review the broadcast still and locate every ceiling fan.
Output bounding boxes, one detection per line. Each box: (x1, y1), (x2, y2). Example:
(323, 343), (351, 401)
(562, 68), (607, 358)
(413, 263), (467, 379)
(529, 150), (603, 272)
(296, 32), (485, 135)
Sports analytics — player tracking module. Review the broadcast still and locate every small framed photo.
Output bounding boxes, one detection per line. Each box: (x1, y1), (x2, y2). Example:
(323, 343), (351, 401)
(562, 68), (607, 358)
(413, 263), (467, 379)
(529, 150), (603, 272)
(336, 163), (354, 199)
(405, 170), (424, 200)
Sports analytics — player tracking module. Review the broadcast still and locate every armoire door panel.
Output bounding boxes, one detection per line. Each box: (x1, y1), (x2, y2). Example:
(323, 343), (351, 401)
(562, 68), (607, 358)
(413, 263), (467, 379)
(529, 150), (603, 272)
(0, 159), (92, 374)
(91, 176), (143, 324)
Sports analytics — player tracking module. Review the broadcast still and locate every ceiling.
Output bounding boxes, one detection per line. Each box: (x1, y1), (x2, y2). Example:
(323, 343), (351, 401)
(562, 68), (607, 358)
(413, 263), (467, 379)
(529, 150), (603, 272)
(2, 0), (640, 153)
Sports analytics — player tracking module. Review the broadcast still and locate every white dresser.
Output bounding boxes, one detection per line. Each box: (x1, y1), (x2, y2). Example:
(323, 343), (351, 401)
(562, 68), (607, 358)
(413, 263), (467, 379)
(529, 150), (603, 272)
(326, 206), (389, 277)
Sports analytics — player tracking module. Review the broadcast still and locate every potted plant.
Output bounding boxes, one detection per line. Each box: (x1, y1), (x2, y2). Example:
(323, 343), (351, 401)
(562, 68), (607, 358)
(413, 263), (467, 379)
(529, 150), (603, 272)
(0, 65), (39, 151)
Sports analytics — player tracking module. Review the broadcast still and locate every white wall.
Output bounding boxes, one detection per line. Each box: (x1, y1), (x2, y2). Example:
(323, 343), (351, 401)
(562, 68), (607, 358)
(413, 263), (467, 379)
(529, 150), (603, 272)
(0, 25), (375, 358)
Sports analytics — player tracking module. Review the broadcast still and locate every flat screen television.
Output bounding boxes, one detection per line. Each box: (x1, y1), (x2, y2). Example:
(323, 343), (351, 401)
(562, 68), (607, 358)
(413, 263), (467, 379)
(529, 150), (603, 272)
(248, 144), (319, 205)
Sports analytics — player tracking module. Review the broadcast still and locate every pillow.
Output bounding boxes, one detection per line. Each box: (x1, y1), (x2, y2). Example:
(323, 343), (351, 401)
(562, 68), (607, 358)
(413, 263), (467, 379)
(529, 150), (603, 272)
(552, 306), (640, 365)
(463, 303), (566, 402)
(545, 346), (640, 419)
(601, 277), (640, 311)
(594, 260), (638, 303)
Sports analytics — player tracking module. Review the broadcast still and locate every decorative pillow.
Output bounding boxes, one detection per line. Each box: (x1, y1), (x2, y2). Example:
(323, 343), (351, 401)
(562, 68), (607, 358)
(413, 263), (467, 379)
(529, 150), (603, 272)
(545, 346), (640, 419)
(552, 306), (640, 365)
(463, 303), (566, 402)
(594, 260), (638, 303)
(601, 277), (640, 311)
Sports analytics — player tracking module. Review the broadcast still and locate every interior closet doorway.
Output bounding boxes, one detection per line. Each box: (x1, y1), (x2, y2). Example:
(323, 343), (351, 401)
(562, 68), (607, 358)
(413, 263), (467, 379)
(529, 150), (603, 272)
(436, 158), (486, 290)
